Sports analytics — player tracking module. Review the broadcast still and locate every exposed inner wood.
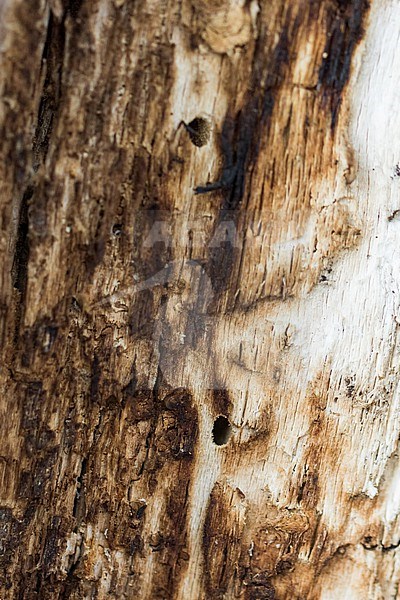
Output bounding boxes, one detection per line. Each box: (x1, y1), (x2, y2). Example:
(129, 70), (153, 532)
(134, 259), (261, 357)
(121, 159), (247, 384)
(1, 0), (400, 598)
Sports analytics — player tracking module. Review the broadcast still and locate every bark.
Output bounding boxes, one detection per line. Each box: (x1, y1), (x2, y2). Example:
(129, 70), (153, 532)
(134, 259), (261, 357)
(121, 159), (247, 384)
(1, 0), (400, 598)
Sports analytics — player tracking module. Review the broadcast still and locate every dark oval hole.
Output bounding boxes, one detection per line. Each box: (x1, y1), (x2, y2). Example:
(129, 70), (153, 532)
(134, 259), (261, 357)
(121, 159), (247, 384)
(212, 415), (231, 446)
(112, 223), (122, 236)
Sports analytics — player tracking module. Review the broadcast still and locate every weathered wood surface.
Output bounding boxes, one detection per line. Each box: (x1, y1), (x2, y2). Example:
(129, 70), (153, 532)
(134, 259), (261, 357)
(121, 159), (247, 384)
(1, 0), (400, 598)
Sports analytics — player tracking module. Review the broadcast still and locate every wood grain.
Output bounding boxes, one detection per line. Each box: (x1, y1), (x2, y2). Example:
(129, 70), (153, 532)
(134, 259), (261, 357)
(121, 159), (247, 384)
(1, 0), (400, 598)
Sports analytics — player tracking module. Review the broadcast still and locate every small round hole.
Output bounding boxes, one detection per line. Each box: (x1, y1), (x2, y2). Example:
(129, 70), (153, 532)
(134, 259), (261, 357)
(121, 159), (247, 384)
(212, 415), (232, 446)
(112, 223), (122, 236)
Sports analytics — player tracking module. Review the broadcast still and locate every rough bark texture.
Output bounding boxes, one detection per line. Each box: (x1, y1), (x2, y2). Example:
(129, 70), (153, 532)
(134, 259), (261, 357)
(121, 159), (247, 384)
(1, 0), (400, 598)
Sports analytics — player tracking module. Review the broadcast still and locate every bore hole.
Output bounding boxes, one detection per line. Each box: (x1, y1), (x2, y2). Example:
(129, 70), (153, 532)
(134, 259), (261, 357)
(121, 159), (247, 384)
(112, 223), (122, 236)
(212, 415), (232, 446)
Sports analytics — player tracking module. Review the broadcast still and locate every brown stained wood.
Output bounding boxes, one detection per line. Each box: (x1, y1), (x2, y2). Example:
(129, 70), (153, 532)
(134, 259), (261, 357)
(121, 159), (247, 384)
(1, 0), (400, 598)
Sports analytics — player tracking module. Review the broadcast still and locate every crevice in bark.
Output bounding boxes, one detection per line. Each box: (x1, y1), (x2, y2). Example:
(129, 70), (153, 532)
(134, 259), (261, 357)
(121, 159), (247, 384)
(12, 4), (71, 344)
(11, 185), (33, 341)
(12, 186), (33, 296)
(90, 354), (101, 402)
(33, 7), (68, 170)
(72, 458), (87, 526)
(68, 0), (85, 20)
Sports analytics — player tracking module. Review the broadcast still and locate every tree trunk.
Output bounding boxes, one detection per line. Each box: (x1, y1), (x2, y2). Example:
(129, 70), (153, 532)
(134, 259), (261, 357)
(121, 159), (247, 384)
(1, 0), (400, 598)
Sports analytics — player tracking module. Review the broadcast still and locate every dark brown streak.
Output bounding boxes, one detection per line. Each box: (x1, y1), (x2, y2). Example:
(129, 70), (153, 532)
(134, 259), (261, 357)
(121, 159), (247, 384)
(204, 19), (289, 299)
(33, 7), (68, 171)
(318, 0), (370, 129)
